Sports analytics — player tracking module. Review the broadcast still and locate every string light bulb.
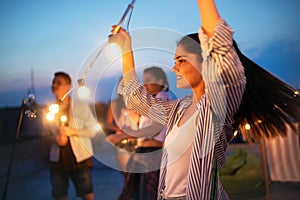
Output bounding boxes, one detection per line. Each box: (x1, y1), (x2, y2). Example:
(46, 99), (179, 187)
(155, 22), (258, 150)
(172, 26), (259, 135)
(77, 86), (90, 99)
(49, 103), (59, 114)
(46, 103), (60, 122)
(77, 79), (90, 99)
(233, 130), (238, 137)
(245, 123), (251, 130)
(93, 124), (101, 132)
(46, 112), (55, 121)
(60, 115), (67, 126)
(121, 138), (128, 144)
(106, 0), (136, 59)
(104, 43), (122, 60)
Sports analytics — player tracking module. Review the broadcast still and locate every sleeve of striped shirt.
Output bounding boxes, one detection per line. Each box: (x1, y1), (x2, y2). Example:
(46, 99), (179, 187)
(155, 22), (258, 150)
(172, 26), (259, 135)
(186, 18), (246, 200)
(118, 75), (175, 126)
(199, 18), (246, 125)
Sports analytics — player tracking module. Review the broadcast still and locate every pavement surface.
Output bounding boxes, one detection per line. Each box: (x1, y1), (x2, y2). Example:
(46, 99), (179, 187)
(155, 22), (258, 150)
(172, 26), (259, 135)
(1, 135), (300, 200)
(2, 165), (300, 200)
(3, 166), (123, 200)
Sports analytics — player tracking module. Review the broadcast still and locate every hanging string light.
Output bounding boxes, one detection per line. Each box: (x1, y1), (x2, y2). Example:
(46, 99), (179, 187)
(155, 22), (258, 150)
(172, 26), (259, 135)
(76, 0), (136, 100)
(105, 0), (135, 59)
(46, 112), (55, 121)
(77, 79), (90, 99)
(49, 103), (60, 114)
(73, 0), (136, 100)
(46, 0), (137, 121)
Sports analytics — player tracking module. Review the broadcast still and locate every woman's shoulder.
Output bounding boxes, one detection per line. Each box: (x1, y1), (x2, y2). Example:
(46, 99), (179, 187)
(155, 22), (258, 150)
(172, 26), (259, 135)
(178, 95), (193, 107)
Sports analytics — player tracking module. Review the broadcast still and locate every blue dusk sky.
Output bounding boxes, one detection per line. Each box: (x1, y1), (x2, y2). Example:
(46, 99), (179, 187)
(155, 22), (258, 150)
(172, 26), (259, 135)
(0, 0), (299, 107)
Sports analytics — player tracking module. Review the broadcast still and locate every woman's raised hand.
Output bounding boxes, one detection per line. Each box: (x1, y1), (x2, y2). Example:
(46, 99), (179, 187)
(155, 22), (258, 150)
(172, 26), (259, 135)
(109, 25), (132, 53)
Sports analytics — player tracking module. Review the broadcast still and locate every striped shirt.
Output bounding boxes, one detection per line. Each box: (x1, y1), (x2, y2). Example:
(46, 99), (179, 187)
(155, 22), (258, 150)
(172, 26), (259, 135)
(119, 18), (246, 200)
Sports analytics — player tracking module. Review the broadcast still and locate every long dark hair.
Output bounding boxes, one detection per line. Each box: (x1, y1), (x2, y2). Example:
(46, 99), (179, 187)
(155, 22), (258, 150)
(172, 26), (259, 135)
(178, 33), (300, 141)
(232, 41), (300, 140)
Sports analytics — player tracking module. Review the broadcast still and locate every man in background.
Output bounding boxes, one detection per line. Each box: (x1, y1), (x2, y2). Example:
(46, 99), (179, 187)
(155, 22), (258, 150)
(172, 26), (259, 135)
(44, 71), (99, 200)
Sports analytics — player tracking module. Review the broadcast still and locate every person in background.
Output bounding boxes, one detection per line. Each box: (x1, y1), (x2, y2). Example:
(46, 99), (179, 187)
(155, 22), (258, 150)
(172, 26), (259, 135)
(44, 71), (99, 200)
(105, 91), (140, 173)
(115, 66), (171, 200)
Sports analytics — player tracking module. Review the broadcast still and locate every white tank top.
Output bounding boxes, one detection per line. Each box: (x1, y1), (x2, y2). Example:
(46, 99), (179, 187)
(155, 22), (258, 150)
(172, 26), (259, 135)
(164, 111), (198, 197)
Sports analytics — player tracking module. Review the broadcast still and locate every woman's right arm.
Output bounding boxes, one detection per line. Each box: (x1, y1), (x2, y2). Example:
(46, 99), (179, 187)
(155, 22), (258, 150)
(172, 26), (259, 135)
(110, 27), (135, 85)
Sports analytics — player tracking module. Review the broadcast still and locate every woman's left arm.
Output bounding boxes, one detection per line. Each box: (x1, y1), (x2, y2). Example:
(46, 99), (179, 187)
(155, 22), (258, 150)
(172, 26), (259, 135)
(197, 0), (246, 122)
(199, 20), (246, 124)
